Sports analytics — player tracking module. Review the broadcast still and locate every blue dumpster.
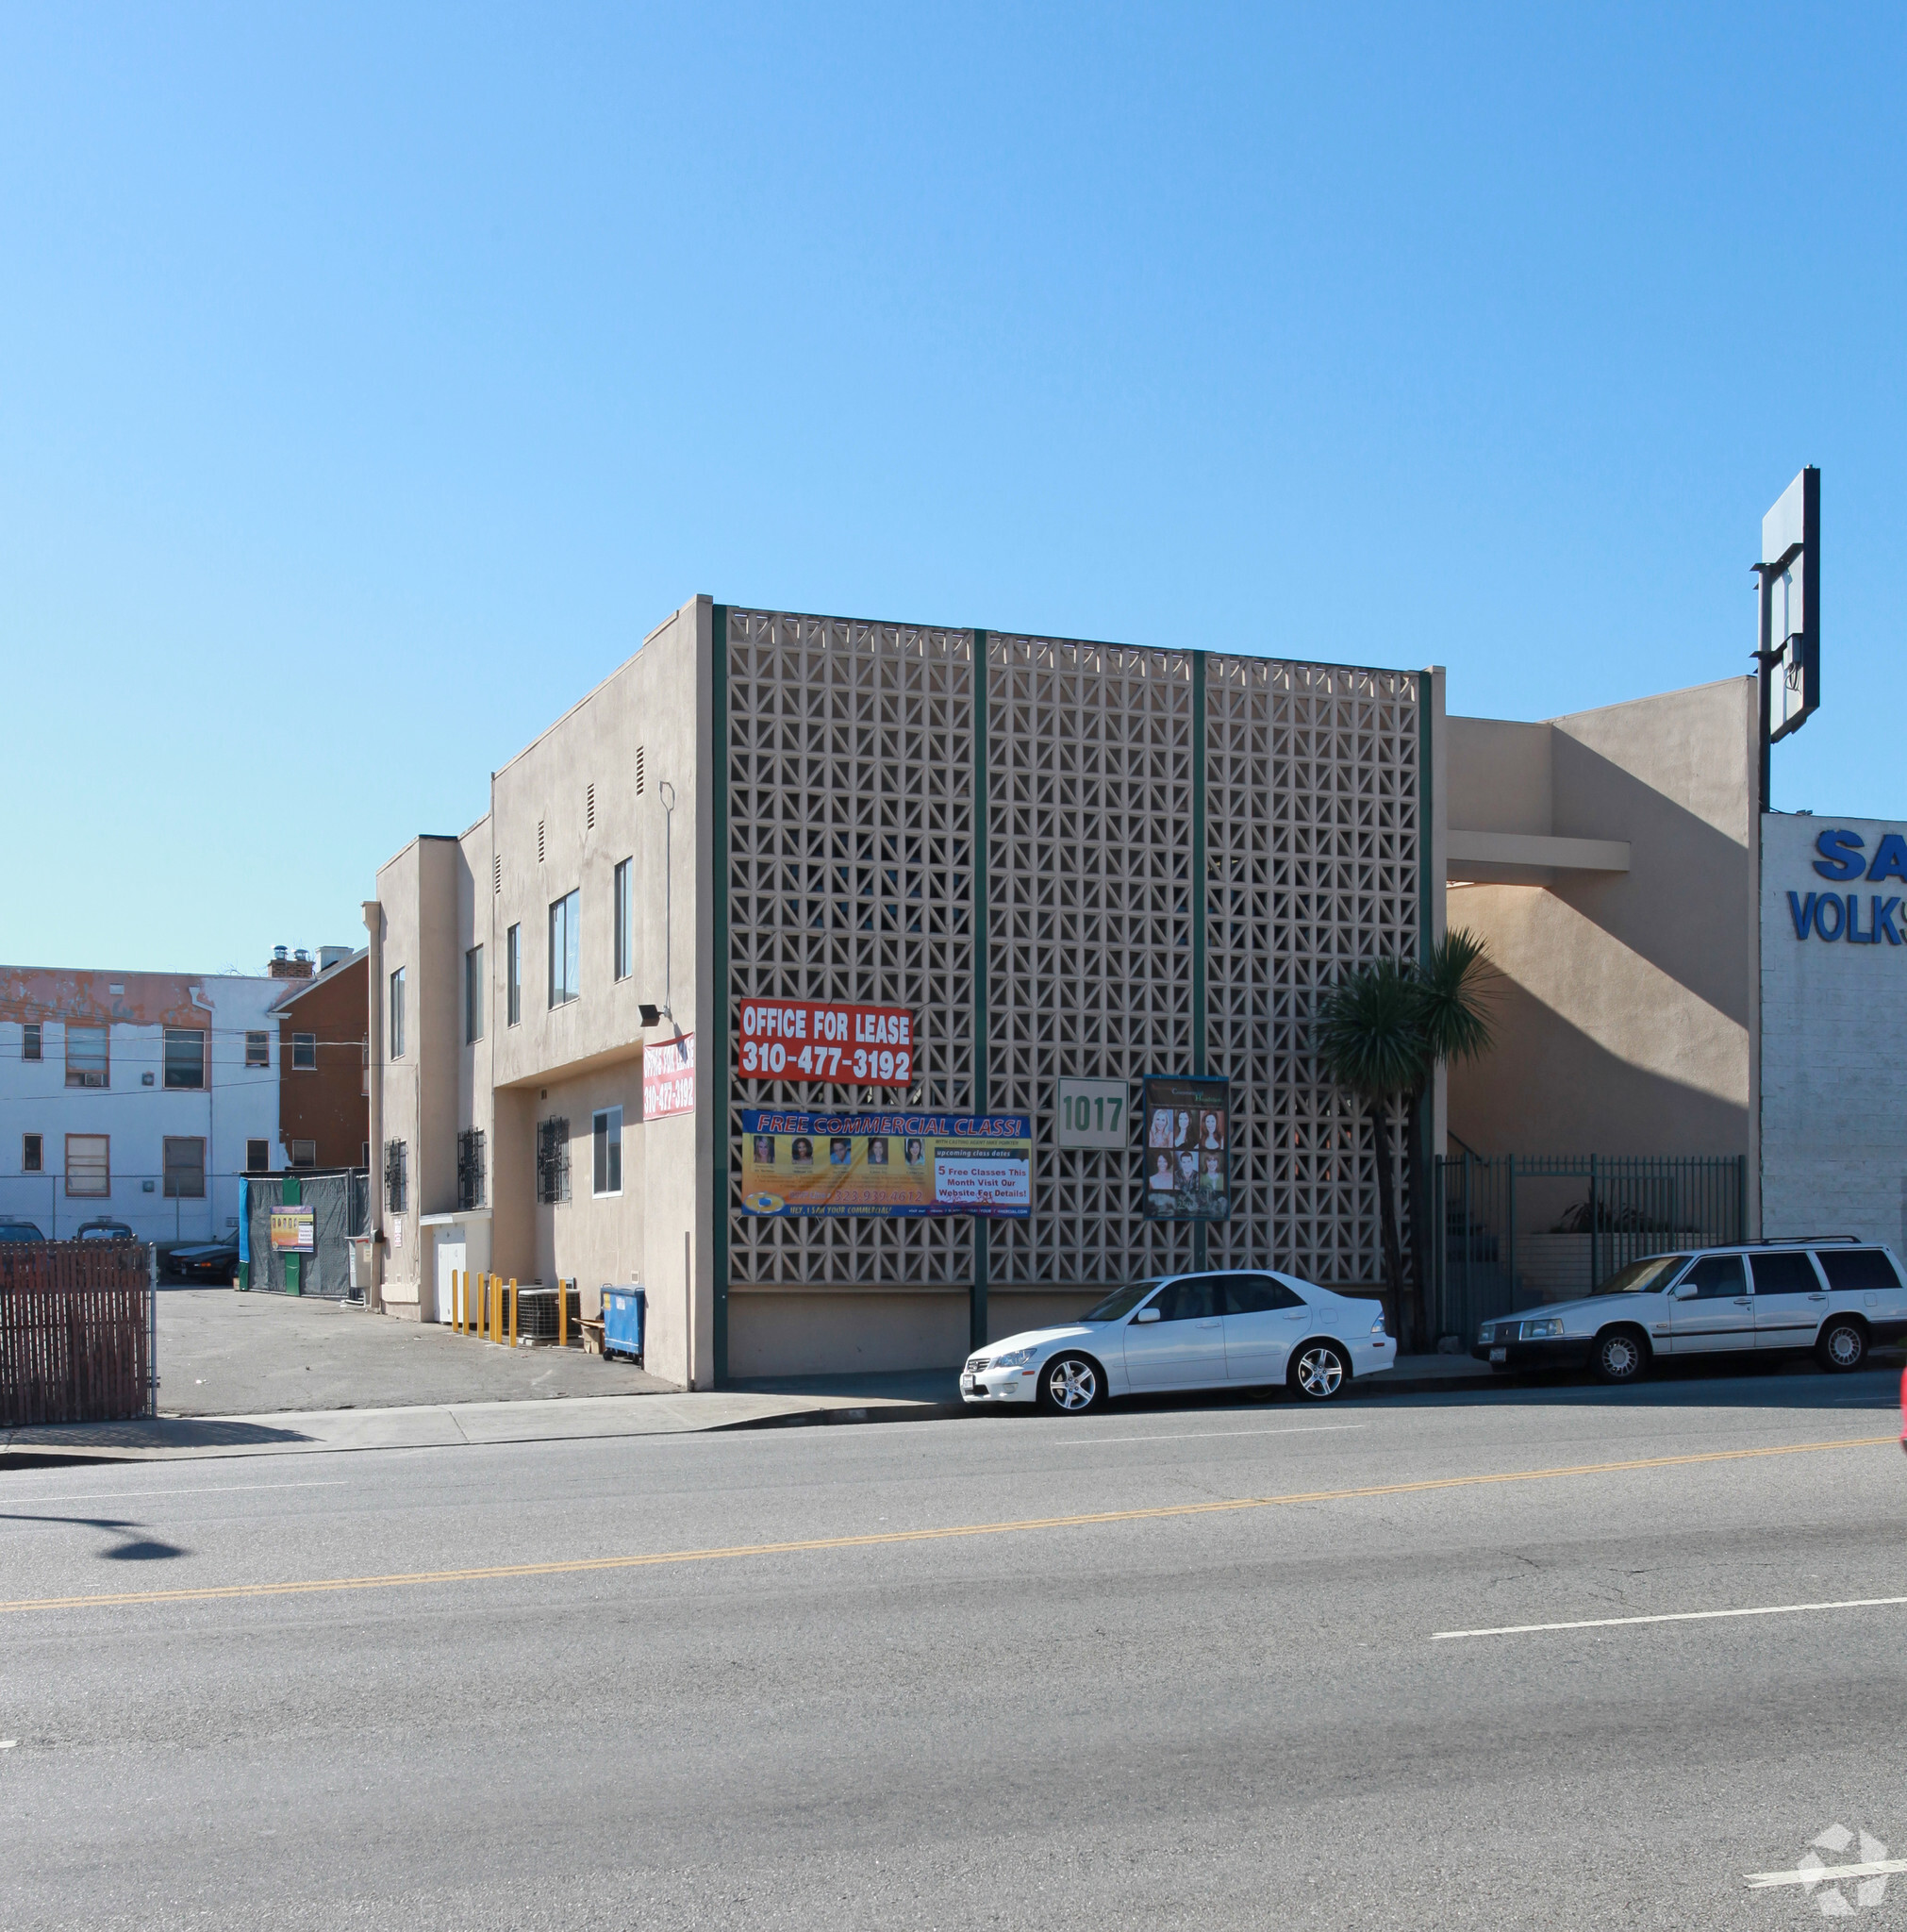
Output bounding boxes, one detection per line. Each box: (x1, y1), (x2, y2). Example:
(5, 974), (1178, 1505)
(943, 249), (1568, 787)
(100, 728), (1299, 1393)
(603, 1285), (645, 1362)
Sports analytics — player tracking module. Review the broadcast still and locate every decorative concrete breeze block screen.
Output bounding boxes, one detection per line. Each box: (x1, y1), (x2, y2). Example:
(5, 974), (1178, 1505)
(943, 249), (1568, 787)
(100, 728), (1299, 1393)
(1202, 658), (1421, 1286)
(725, 610), (977, 1290)
(724, 610), (1422, 1293)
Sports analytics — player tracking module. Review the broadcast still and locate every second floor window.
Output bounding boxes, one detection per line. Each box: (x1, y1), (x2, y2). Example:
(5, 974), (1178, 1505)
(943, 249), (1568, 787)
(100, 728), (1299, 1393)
(614, 858), (633, 980)
(549, 890), (580, 1008)
(466, 944), (485, 1042)
(245, 1139), (270, 1172)
(292, 1032), (317, 1070)
(22, 1023), (41, 1061)
(163, 1028), (207, 1090)
(65, 1024), (108, 1089)
(506, 924), (522, 1025)
(245, 1030), (270, 1067)
(390, 967), (406, 1058)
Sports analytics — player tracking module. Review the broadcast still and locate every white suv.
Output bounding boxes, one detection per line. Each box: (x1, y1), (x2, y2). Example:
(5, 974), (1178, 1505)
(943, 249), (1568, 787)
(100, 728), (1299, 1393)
(1472, 1241), (1907, 1384)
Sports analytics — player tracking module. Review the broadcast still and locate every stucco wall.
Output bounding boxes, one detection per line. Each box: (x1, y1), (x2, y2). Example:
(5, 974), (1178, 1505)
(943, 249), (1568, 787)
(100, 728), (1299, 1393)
(1762, 811), (1907, 1248)
(1447, 676), (1758, 1183)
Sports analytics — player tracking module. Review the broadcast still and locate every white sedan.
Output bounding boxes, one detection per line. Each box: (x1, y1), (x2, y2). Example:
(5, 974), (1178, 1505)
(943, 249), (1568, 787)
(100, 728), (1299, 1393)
(960, 1269), (1394, 1412)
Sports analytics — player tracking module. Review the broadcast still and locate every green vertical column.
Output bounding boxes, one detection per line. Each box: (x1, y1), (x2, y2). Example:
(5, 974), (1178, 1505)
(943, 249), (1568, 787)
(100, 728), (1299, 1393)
(970, 629), (990, 1355)
(282, 1173), (302, 1296)
(1191, 652), (1208, 1273)
(1415, 671), (1435, 1310)
(711, 604), (731, 1388)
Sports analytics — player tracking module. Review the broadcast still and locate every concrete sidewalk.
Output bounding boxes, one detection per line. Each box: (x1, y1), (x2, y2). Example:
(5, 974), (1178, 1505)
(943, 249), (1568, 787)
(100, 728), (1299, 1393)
(2, 1352), (1507, 1466)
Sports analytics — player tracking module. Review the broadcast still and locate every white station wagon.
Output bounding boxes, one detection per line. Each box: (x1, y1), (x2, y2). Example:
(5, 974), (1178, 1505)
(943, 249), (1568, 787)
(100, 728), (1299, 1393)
(961, 1269), (1394, 1412)
(1472, 1240), (1907, 1384)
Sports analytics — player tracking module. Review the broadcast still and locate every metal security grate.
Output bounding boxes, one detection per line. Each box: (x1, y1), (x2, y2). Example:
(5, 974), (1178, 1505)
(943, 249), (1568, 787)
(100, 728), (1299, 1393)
(383, 1140), (406, 1214)
(457, 1128), (487, 1210)
(536, 1119), (570, 1205)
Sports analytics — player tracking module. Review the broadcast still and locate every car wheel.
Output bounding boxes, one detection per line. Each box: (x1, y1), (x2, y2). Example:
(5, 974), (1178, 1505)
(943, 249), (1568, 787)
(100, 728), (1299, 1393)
(1037, 1354), (1104, 1414)
(1592, 1326), (1648, 1385)
(1817, 1316), (1868, 1374)
(1289, 1341), (1349, 1402)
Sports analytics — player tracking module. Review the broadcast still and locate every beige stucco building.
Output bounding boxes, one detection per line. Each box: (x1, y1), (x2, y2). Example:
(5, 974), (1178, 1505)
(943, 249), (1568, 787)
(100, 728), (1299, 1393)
(364, 595), (1777, 1383)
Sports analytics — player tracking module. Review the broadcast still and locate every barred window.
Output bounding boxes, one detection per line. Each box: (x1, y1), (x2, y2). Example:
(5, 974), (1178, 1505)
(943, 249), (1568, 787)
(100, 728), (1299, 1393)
(536, 1118), (570, 1205)
(384, 1139), (407, 1214)
(457, 1127), (487, 1210)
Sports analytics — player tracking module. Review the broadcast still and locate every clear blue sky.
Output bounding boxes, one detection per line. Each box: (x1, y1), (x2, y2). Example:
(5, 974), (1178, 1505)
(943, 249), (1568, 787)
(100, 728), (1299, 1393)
(4, 4), (1902, 974)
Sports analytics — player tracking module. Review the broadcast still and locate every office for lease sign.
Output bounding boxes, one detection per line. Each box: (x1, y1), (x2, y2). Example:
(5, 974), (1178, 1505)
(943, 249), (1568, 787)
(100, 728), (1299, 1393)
(736, 999), (915, 1087)
(643, 1032), (696, 1120)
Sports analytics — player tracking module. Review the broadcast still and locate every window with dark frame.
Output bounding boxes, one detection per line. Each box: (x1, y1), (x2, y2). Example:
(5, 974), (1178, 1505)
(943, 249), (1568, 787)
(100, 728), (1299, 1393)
(390, 968), (406, 1058)
(162, 1027), (207, 1090)
(536, 1118), (571, 1205)
(457, 1127), (487, 1210)
(22, 1023), (41, 1062)
(614, 858), (633, 980)
(290, 1141), (317, 1169)
(163, 1136), (207, 1198)
(548, 891), (580, 1008)
(506, 924), (522, 1025)
(245, 1139), (270, 1172)
(384, 1140), (407, 1213)
(245, 1030), (271, 1068)
(65, 1024), (108, 1089)
(292, 1032), (317, 1071)
(23, 1133), (42, 1174)
(466, 943), (485, 1043)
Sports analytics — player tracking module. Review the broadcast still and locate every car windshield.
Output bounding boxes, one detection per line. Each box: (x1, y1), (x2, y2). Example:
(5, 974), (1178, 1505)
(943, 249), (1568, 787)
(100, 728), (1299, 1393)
(1591, 1254), (1690, 1296)
(1078, 1280), (1164, 1323)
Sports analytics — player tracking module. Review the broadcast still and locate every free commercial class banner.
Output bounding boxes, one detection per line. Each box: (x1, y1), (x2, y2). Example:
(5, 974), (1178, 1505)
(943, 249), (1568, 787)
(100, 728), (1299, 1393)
(740, 1111), (1032, 1218)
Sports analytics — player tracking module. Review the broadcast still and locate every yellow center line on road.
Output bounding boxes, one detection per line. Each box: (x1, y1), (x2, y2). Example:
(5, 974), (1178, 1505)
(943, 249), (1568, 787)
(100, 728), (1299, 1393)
(1, 1433), (1892, 1617)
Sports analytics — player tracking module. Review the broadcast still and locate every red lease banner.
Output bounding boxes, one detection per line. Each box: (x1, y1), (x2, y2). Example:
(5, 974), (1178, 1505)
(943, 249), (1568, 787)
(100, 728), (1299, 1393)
(737, 999), (915, 1087)
(643, 1031), (695, 1120)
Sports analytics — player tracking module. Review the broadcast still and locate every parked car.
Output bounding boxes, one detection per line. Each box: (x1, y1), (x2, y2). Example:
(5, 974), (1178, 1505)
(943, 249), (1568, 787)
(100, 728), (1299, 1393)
(168, 1233), (241, 1283)
(0, 1218), (46, 1243)
(961, 1269), (1393, 1412)
(1473, 1241), (1907, 1383)
(75, 1218), (138, 1241)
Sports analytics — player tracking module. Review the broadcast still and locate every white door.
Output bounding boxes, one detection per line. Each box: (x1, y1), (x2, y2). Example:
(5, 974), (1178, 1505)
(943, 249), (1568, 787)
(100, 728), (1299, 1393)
(1220, 1273), (1310, 1384)
(1120, 1276), (1229, 1390)
(1667, 1253), (1755, 1354)
(435, 1234), (466, 1324)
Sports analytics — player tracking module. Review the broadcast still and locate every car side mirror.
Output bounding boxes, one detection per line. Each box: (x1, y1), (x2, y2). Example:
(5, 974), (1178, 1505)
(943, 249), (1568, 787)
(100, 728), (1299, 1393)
(1134, 1307), (1161, 1324)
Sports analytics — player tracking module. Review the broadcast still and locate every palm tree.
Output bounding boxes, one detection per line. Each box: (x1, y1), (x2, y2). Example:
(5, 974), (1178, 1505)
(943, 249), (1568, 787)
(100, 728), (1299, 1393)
(1314, 956), (1422, 1334)
(1315, 931), (1500, 1350)
(1404, 929), (1500, 1328)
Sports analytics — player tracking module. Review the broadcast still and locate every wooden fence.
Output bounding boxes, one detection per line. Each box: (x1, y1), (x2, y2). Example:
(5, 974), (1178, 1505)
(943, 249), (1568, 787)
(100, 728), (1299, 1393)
(1, 1241), (154, 1426)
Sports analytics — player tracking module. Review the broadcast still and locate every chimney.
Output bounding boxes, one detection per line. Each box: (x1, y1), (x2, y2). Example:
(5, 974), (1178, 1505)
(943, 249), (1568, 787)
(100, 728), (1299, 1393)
(269, 945), (315, 980)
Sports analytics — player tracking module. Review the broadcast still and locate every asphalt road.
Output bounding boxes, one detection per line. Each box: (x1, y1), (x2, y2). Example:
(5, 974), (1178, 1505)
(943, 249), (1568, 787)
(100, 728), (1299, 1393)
(5, 1366), (1907, 1929)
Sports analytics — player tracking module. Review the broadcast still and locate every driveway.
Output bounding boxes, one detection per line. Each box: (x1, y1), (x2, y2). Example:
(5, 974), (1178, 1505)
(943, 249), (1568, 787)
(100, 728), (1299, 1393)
(157, 1286), (672, 1415)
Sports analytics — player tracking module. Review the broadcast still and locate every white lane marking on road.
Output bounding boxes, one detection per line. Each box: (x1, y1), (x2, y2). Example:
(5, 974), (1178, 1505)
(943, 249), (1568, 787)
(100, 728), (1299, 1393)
(1747, 1857), (1907, 1890)
(4, 1479), (350, 1508)
(1434, 1594), (1907, 1640)
(1041, 1424), (1368, 1447)
(0, 1739), (15, 1749)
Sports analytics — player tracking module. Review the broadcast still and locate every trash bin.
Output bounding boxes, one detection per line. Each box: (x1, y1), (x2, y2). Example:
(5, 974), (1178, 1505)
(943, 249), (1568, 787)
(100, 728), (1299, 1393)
(603, 1285), (645, 1363)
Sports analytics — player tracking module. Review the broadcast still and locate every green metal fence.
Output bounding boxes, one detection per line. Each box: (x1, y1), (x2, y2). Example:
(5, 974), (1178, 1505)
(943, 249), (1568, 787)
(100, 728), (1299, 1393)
(1431, 1154), (1748, 1346)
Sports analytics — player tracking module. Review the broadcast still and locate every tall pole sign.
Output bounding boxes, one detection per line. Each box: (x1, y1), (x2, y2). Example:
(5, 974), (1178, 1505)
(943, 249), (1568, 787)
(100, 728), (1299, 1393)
(1754, 466), (1820, 811)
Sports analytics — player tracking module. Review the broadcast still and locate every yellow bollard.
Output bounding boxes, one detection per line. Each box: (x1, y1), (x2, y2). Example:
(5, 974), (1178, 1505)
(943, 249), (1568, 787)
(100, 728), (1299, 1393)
(509, 1278), (518, 1349)
(558, 1277), (568, 1349)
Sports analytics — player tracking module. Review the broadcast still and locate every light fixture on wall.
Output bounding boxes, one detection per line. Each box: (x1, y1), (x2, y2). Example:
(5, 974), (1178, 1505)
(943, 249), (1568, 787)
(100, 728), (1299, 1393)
(639, 1002), (667, 1028)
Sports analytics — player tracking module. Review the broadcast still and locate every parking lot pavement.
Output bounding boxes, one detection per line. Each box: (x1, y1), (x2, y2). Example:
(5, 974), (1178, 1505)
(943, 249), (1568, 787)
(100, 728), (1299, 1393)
(154, 1286), (672, 1415)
